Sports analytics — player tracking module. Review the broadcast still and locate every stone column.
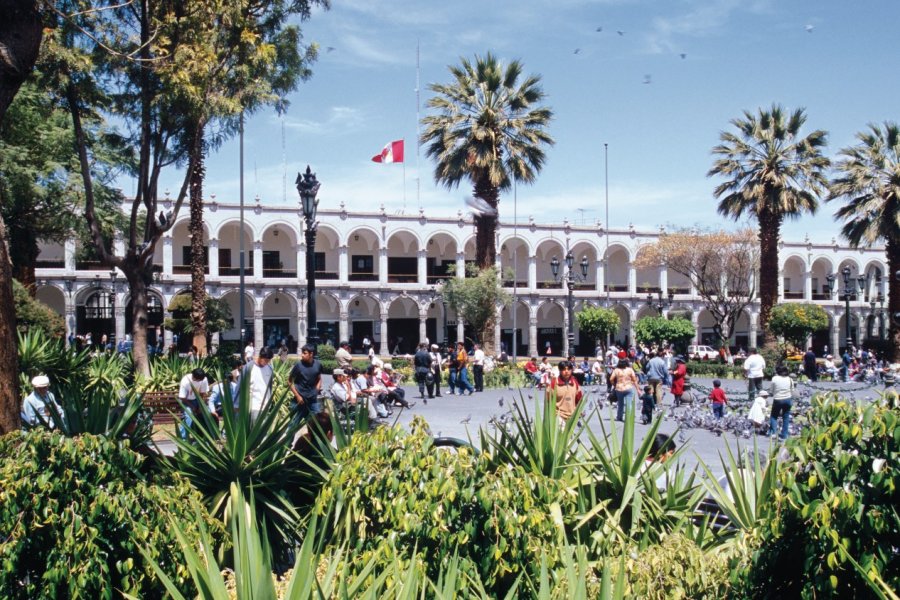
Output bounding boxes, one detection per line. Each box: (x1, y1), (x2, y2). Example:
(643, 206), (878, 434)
(456, 320), (465, 344)
(596, 260), (605, 293)
(659, 266), (668, 297)
(494, 304), (502, 353)
(379, 249), (388, 284)
(456, 252), (465, 280)
(628, 265), (637, 295)
(162, 235), (173, 275)
(692, 309), (701, 345)
(777, 268), (785, 301)
(297, 244), (306, 281)
(627, 307), (636, 348)
(749, 312), (759, 349)
(338, 245), (348, 283)
(253, 241), (263, 279)
(208, 239), (219, 277)
(417, 249), (427, 285)
(297, 303), (307, 347)
(528, 256), (537, 290)
(164, 312), (174, 349)
(830, 316), (840, 355)
(253, 309), (264, 351)
(64, 237), (76, 272)
(804, 270), (813, 301)
(339, 310), (349, 344)
(379, 313), (389, 355)
(114, 305), (126, 344)
(418, 306), (428, 344)
(65, 305), (76, 346)
(528, 317), (538, 358)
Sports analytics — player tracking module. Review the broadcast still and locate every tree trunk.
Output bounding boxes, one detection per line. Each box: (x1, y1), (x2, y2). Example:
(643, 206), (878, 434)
(0, 0), (42, 433)
(473, 177), (499, 270)
(189, 125), (207, 356)
(128, 270), (151, 378)
(757, 209), (781, 345)
(0, 215), (20, 433)
(887, 239), (900, 363)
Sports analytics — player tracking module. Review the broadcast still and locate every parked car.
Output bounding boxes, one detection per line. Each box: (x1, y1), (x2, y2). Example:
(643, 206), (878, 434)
(687, 345), (719, 360)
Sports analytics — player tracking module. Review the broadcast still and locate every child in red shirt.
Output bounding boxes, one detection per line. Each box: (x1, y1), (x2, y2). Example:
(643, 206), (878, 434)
(709, 378), (727, 419)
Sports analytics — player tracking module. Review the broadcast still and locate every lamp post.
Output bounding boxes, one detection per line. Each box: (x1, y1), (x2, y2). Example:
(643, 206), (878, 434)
(826, 266), (866, 350)
(109, 269), (117, 344)
(646, 290), (675, 315)
(297, 165), (321, 350)
(549, 251), (590, 356)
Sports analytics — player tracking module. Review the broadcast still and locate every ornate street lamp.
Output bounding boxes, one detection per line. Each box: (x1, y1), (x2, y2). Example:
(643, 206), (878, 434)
(297, 165), (321, 350)
(826, 266), (866, 350)
(109, 269), (117, 343)
(549, 250), (590, 355)
(646, 290), (675, 315)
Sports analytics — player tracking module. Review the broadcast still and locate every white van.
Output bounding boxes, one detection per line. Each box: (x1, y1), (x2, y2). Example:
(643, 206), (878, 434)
(687, 345), (718, 360)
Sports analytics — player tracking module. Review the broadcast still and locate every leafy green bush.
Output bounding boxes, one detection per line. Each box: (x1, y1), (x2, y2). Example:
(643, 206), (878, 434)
(684, 361), (744, 379)
(737, 393), (900, 598)
(768, 303), (829, 351)
(634, 316), (695, 353)
(624, 534), (731, 599)
(313, 417), (572, 596)
(13, 279), (65, 337)
(0, 430), (222, 598)
(316, 343), (335, 361)
(17, 328), (88, 391)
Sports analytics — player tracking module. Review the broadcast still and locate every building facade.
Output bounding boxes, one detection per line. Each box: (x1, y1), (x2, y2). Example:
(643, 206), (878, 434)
(34, 199), (890, 357)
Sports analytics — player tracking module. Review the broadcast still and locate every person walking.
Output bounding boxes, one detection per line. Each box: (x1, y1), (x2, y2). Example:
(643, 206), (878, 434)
(743, 347), (766, 402)
(610, 358), (640, 421)
(289, 344), (321, 422)
(547, 360), (582, 425)
(413, 342), (433, 400)
(803, 348), (818, 381)
(769, 365), (794, 440)
(177, 368), (209, 438)
(670, 355), (688, 407)
(427, 344), (443, 399)
(644, 351), (668, 408)
(472, 343), (485, 392)
(455, 341), (475, 396)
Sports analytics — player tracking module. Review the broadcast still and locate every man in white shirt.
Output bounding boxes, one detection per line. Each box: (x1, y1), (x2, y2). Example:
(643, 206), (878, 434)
(178, 368), (209, 438)
(248, 346), (275, 420)
(21, 375), (63, 429)
(472, 344), (485, 392)
(244, 341), (255, 364)
(742, 347), (766, 403)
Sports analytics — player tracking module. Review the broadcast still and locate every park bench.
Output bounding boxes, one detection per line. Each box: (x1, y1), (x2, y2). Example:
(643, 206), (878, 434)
(141, 390), (182, 425)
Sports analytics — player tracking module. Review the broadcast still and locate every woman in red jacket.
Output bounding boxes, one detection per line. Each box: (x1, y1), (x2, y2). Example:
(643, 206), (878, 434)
(670, 355), (687, 406)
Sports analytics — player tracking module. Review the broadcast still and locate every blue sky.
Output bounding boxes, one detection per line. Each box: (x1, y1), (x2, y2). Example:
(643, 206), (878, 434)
(153, 0), (900, 243)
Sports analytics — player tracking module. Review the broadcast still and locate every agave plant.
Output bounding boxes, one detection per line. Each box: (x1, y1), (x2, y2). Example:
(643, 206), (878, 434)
(17, 329), (89, 390)
(167, 370), (303, 561)
(83, 351), (131, 395)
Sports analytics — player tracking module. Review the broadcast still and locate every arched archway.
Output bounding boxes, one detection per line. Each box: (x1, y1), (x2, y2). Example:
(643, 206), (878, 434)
(348, 294), (381, 352)
(75, 287), (114, 346)
(386, 230), (420, 283)
(810, 257), (834, 300)
(387, 296), (420, 354)
(172, 220), (210, 275)
(125, 291), (165, 350)
(348, 227), (380, 282)
(535, 239), (565, 289)
(500, 299), (530, 357)
(314, 292), (341, 346)
(782, 255), (805, 300)
(605, 245), (630, 293)
(262, 290), (298, 349)
(219, 290), (255, 343)
(426, 232), (458, 283)
(217, 221), (254, 277)
(499, 236), (529, 287)
(536, 301), (564, 356)
(261, 223), (299, 278)
(610, 304), (631, 347)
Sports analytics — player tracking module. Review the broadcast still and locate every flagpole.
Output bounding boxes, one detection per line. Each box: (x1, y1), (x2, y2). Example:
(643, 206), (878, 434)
(416, 40), (421, 211)
(402, 139), (407, 212)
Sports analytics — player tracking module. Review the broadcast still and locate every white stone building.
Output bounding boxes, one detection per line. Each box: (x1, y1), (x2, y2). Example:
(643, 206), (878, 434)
(33, 199), (889, 357)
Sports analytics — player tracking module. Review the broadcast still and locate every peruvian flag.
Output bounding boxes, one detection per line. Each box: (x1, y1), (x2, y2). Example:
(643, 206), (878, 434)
(372, 139), (404, 163)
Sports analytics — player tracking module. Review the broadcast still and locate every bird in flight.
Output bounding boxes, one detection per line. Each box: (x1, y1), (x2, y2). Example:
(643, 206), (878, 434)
(574, 48), (581, 54)
(326, 46), (336, 52)
(805, 24), (814, 33)
(617, 30), (626, 36)
(596, 26), (603, 32)
(643, 74), (652, 84)
(679, 53), (687, 59)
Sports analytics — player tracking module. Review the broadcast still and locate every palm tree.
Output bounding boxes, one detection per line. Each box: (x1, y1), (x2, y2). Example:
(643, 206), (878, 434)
(708, 105), (829, 342)
(828, 122), (900, 361)
(421, 53), (553, 269)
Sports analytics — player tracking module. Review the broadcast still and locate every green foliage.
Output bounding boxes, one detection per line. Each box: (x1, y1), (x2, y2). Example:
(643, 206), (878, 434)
(0, 430), (222, 598)
(739, 393), (900, 598)
(168, 373), (303, 561)
(633, 315), (695, 352)
(314, 417), (570, 596)
(623, 534), (731, 599)
(442, 266), (511, 347)
(576, 306), (621, 344)
(17, 328), (88, 391)
(164, 293), (233, 335)
(768, 302), (829, 350)
(12, 279), (65, 337)
(316, 343), (336, 361)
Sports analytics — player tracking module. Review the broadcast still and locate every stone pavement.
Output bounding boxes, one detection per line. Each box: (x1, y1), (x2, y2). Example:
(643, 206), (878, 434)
(156, 375), (885, 477)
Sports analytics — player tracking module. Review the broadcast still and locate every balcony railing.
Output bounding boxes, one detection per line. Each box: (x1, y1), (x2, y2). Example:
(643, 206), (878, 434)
(607, 284), (628, 292)
(173, 265), (209, 275)
(502, 279), (529, 288)
(668, 286), (690, 295)
(349, 272), (378, 282)
(812, 292), (831, 300)
(36, 259), (65, 269)
(387, 274), (417, 283)
(263, 268), (297, 278)
(784, 291), (804, 299)
(572, 282), (597, 291)
(75, 260), (110, 271)
(537, 281), (563, 290)
(316, 271), (338, 280)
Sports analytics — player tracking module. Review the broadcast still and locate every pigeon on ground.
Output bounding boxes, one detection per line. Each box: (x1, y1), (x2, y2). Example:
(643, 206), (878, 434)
(460, 414), (471, 425)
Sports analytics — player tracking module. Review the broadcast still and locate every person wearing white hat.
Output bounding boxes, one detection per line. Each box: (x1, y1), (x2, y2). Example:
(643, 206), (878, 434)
(748, 390), (770, 434)
(21, 375), (62, 429)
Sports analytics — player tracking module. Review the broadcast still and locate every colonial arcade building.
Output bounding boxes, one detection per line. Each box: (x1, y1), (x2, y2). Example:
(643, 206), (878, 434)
(34, 198), (888, 356)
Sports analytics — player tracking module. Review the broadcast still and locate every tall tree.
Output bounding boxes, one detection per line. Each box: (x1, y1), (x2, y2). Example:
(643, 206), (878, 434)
(44, 0), (324, 375)
(635, 228), (759, 349)
(0, 0), (44, 433)
(828, 122), (900, 361)
(421, 53), (553, 268)
(708, 105), (829, 342)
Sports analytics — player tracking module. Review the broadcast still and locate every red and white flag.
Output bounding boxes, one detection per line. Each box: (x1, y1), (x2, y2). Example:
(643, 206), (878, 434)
(372, 140), (404, 163)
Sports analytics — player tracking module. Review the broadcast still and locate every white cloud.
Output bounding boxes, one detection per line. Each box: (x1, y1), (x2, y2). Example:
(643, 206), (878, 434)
(279, 106), (365, 136)
(643, 0), (774, 54)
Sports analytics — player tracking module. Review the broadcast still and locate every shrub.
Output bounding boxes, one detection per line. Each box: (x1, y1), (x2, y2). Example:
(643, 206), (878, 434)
(13, 279), (65, 337)
(316, 343), (335, 361)
(738, 393), (900, 598)
(313, 418), (572, 596)
(624, 534), (731, 599)
(0, 431), (222, 598)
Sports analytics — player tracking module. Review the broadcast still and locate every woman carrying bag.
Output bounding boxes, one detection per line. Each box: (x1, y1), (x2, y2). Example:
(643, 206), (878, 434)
(610, 358), (640, 422)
